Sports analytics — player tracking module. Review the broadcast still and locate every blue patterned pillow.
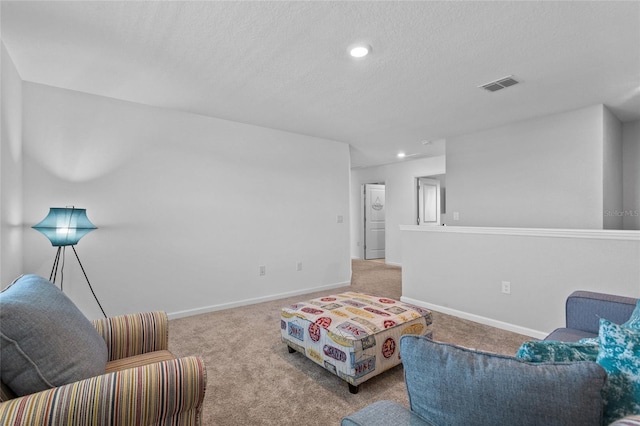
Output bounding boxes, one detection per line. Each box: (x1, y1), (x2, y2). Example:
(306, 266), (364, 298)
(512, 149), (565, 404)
(623, 300), (640, 330)
(516, 340), (600, 363)
(579, 337), (599, 345)
(597, 319), (640, 424)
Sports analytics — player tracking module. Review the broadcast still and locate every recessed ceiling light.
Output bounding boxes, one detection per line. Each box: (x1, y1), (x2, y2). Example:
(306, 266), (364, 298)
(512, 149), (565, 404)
(349, 44), (371, 58)
(398, 152), (420, 159)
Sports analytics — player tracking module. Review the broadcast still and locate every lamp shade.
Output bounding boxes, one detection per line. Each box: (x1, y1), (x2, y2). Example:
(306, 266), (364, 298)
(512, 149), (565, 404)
(32, 207), (97, 246)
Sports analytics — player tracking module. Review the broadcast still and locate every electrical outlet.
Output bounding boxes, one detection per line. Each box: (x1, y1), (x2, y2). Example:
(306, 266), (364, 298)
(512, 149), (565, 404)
(453, 212), (460, 221)
(259, 265), (266, 276)
(296, 262), (303, 272)
(337, 215), (344, 223)
(501, 281), (511, 294)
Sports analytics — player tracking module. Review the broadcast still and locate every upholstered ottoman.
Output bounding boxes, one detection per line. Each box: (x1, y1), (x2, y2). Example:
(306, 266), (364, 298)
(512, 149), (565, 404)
(280, 292), (432, 393)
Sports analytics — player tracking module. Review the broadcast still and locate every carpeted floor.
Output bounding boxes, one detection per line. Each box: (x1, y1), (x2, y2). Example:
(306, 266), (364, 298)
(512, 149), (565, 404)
(169, 260), (534, 425)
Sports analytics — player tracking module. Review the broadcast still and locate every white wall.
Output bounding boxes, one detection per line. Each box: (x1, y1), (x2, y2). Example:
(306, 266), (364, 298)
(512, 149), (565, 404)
(401, 227), (640, 338)
(603, 107), (623, 229)
(0, 42), (23, 285)
(446, 105), (606, 229)
(21, 82), (351, 319)
(350, 156), (446, 265)
(623, 120), (640, 230)
(400, 106), (639, 338)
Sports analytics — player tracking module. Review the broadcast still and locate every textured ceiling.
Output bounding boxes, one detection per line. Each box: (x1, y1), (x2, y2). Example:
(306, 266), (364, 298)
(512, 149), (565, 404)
(2, 1), (639, 168)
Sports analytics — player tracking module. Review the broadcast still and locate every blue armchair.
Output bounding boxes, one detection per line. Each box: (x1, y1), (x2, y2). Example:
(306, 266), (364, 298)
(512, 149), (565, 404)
(342, 290), (640, 426)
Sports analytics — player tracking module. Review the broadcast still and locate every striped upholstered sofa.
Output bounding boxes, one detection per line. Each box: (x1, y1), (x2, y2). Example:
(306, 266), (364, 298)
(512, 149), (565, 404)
(0, 311), (207, 425)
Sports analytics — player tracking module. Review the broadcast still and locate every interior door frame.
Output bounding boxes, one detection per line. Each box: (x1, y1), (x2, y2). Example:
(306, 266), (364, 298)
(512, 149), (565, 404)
(417, 177), (441, 226)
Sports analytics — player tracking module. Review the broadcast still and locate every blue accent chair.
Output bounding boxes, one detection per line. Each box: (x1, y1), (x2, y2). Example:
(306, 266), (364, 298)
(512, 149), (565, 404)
(342, 291), (640, 426)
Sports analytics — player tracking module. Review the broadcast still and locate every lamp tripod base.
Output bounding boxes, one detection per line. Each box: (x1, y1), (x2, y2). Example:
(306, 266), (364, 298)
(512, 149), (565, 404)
(50, 246), (107, 318)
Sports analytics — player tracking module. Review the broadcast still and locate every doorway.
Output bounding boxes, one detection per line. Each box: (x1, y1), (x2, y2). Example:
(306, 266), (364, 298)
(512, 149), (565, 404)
(417, 176), (444, 226)
(363, 183), (385, 260)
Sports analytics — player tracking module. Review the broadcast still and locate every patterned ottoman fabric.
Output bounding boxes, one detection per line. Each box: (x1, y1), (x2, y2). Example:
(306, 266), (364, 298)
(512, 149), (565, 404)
(281, 292), (433, 392)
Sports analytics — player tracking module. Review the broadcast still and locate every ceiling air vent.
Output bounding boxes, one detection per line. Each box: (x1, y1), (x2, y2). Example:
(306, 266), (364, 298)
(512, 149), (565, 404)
(479, 76), (519, 92)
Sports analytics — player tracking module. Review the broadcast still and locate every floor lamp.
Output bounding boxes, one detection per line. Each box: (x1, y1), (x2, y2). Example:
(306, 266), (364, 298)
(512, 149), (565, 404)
(32, 207), (107, 318)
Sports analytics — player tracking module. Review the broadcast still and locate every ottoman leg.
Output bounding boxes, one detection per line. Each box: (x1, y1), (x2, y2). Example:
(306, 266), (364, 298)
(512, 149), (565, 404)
(348, 383), (359, 394)
(287, 345), (296, 353)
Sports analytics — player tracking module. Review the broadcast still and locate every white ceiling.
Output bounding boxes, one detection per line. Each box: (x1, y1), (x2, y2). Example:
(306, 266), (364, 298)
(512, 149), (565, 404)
(2, 1), (639, 168)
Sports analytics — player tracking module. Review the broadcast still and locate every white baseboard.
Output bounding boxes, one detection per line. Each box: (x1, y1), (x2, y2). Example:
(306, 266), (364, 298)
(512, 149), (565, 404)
(400, 296), (547, 340)
(168, 281), (350, 320)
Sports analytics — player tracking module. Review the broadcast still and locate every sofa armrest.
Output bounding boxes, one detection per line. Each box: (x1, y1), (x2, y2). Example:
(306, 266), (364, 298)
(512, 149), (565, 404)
(0, 356), (206, 426)
(92, 311), (169, 361)
(566, 291), (637, 335)
(341, 400), (434, 426)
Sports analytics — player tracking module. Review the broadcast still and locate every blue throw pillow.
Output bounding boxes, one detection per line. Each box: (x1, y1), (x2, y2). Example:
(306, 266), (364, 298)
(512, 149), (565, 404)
(516, 340), (600, 363)
(597, 319), (640, 424)
(401, 335), (606, 426)
(0, 274), (108, 396)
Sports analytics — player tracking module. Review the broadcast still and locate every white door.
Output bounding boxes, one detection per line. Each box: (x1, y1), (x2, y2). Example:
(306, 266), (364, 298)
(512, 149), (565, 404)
(364, 184), (385, 260)
(417, 178), (441, 226)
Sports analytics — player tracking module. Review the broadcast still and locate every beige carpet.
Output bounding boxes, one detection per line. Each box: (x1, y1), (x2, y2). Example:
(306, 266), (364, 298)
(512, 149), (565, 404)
(169, 260), (534, 426)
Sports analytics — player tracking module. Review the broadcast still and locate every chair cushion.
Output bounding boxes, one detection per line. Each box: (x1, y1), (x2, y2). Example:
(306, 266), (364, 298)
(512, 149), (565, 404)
(0, 274), (108, 396)
(341, 400), (435, 426)
(544, 327), (597, 342)
(597, 319), (640, 424)
(401, 335), (607, 426)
